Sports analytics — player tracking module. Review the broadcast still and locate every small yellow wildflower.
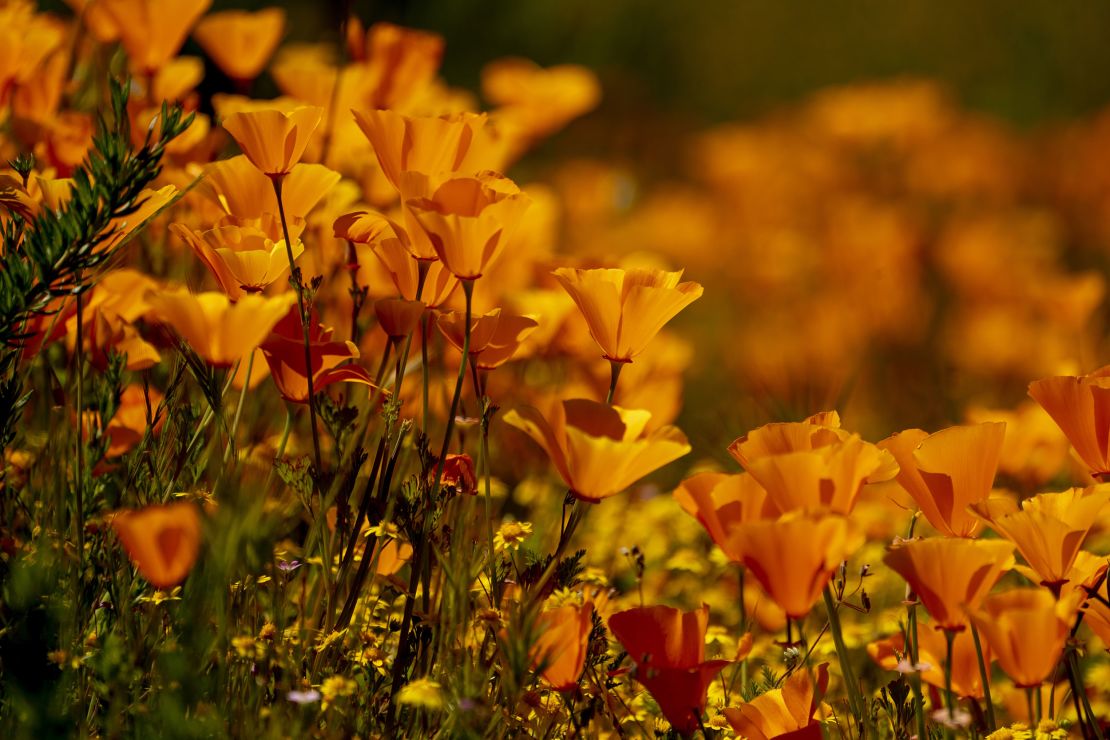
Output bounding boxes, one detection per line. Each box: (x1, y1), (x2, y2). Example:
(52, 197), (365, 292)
(315, 628), (348, 652)
(231, 636), (264, 660)
(259, 622), (277, 641)
(1035, 720), (1068, 740)
(320, 675), (357, 709)
(494, 520), (533, 553)
(139, 587), (182, 605)
(396, 677), (445, 710)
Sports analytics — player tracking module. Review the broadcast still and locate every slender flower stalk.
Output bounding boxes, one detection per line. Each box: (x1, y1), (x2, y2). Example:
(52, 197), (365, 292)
(822, 585), (865, 724)
(271, 175), (323, 480)
(605, 358), (623, 405)
(970, 623), (995, 731)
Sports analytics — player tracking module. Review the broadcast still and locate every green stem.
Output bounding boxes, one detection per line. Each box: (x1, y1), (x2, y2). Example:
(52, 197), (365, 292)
(222, 350), (254, 466)
(272, 175), (323, 483)
(907, 604), (928, 740)
(73, 281), (85, 570)
(822, 586), (865, 725)
(480, 400), (498, 603)
(970, 623), (995, 732)
(944, 628), (956, 727)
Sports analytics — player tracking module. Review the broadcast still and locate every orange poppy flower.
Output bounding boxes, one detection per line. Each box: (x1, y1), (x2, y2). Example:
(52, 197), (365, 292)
(722, 663), (829, 740)
(346, 21), (443, 109)
(66, 269), (163, 371)
(552, 267), (703, 363)
(672, 472), (776, 563)
(202, 156), (339, 223)
(259, 308), (374, 404)
(742, 434), (898, 515)
(437, 307), (538, 370)
(883, 537), (1014, 631)
(1029, 367), (1110, 480)
(868, 622), (990, 699)
(878, 422), (1006, 537)
(351, 109), (505, 192)
(608, 604), (731, 736)
(968, 588), (1081, 688)
(726, 411), (846, 468)
(99, 0), (211, 74)
(374, 298), (425, 340)
(501, 399), (690, 503)
(193, 8), (285, 83)
(1048, 550), (1110, 602)
(336, 215), (459, 305)
(172, 219), (300, 299)
(530, 602), (593, 692)
(966, 402), (1071, 487)
(103, 384), (165, 459)
(970, 486), (1110, 593)
(1083, 597), (1110, 647)
(147, 289), (295, 367)
(401, 171), (531, 280)
(726, 511), (864, 619)
(222, 106), (323, 177)
(111, 501), (202, 589)
(482, 58), (601, 141)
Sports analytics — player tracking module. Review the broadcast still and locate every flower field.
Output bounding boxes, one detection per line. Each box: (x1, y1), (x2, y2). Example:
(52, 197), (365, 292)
(4, 1), (1110, 738)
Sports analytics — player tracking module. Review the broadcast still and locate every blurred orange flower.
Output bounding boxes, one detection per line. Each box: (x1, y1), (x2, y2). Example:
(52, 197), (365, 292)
(878, 422), (1005, 537)
(223, 106), (323, 177)
(672, 472), (776, 563)
(868, 622), (990, 699)
(1029, 367), (1110, 480)
(501, 399), (690, 503)
(259, 309), (374, 404)
(103, 384), (164, 459)
(483, 58), (601, 145)
(552, 267), (703, 363)
(100, 0), (210, 74)
(968, 588), (1081, 688)
(883, 537), (1014, 631)
(111, 501), (202, 589)
(148, 289), (295, 367)
(723, 663), (829, 740)
(437, 307), (538, 370)
(530, 602), (593, 692)
(193, 8), (285, 83)
(970, 486), (1109, 593)
(608, 604), (731, 735)
(727, 511), (864, 619)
